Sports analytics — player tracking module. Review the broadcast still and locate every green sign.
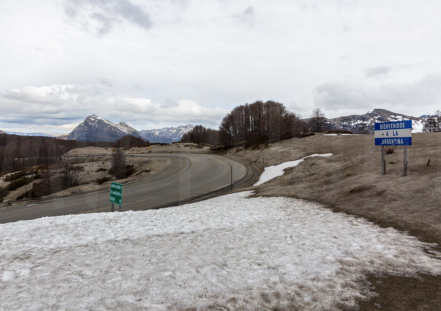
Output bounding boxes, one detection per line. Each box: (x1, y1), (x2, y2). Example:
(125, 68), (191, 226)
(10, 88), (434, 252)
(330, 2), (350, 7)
(110, 182), (123, 205)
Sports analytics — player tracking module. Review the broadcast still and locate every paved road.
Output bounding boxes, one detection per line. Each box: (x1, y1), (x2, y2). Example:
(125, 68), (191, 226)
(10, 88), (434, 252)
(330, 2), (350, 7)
(0, 154), (259, 224)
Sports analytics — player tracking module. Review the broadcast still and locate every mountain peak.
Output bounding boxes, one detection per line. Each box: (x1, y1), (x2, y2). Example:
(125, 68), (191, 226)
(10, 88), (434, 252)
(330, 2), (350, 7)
(66, 116), (143, 142)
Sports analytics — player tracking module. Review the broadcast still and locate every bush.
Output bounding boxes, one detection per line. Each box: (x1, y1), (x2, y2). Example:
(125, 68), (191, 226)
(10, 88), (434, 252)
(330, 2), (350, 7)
(0, 186), (9, 200)
(115, 135), (149, 148)
(9, 177), (34, 191)
(4, 170), (26, 182)
(96, 177), (111, 185)
(210, 144), (232, 152)
(385, 146), (395, 154)
(16, 192), (31, 201)
(114, 165), (136, 179)
(29, 177), (63, 198)
(245, 135), (269, 149)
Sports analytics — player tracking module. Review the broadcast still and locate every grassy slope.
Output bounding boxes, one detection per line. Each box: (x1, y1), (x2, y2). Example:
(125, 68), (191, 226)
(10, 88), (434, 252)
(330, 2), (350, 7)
(226, 132), (441, 310)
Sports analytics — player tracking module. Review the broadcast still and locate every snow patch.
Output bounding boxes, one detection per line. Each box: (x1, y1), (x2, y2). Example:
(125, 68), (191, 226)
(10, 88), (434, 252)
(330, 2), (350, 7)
(254, 153), (333, 186)
(1, 192), (440, 310)
(2, 271), (15, 281)
(412, 120), (424, 133)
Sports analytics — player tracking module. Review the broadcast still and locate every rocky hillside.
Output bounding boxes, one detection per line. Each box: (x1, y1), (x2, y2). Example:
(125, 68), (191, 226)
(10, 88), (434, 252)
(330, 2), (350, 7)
(66, 115), (143, 142)
(326, 109), (424, 133)
(140, 125), (194, 143)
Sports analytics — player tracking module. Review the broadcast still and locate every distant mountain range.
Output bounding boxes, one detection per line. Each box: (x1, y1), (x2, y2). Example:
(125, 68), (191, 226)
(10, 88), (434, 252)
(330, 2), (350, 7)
(62, 115), (194, 143)
(140, 125), (194, 143)
(1, 110), (429, 143)
(1, 131), (59, 137)
(326, 109), (425, 133)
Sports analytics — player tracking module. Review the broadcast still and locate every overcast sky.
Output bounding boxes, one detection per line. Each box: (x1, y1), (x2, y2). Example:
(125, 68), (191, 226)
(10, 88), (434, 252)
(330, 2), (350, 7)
(1, 0), (441, 133)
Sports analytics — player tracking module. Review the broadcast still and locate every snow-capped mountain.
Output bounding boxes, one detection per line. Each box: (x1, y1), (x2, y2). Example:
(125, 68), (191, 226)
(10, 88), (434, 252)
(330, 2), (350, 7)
(140, 125), (194, 143)
(66, 115), (143, 142)
(326, 109), (425, 133)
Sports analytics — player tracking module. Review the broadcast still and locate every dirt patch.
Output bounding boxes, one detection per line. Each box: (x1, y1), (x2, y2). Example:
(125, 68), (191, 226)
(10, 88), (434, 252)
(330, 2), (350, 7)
(224, 132), (441, 309)
(358, 274), (441, 311)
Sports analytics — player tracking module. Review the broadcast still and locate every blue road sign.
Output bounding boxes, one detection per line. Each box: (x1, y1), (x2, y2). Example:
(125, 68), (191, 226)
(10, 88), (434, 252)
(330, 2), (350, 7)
(375, 120), (412, 146)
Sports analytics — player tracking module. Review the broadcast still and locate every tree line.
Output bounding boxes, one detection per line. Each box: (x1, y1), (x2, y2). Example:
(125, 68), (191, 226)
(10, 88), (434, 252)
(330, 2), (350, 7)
(423, 110), (441, 133)
(181, 101), (323, 146)
(0, 134), (114, 175)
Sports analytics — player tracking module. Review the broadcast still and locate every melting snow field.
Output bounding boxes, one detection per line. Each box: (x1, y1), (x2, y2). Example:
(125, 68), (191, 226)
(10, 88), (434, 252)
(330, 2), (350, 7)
(1, 192), (441, 310)
(254, 153), (333, 186)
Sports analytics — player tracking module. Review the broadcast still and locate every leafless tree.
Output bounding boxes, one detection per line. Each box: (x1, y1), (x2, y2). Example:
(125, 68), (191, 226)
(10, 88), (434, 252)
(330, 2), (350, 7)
(218, 100), (306, 145)
(310, 108), (327, 132)
(56, 156), (84, 189)
(112, 148), (127, 172)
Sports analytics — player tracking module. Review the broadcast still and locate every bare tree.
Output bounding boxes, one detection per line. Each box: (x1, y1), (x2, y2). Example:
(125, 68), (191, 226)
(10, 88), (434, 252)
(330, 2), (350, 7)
(424, 117), (437, 132)
(310, 108), (327, 132)
(423, 110), (441, 132)
(57, 156), (84, 189)
(111, 148), (127, 172)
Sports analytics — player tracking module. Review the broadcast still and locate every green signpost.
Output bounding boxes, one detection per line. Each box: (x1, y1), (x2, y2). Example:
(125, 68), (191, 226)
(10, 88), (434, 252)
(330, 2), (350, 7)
(110, 182), (123, 212)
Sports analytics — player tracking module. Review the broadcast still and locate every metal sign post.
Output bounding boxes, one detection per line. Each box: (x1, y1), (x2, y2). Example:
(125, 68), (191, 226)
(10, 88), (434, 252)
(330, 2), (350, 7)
(381, 145), (386, 175)
(109, 182), (123, 212)
(375, 120), (412, 176)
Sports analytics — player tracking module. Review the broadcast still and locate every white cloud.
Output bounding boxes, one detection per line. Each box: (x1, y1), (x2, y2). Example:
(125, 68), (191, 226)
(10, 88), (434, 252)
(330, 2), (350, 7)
(365, 66), (392, 78)
(1, 0), (441, 128)
(0, 84), (228, 132)
(64, 0), (153, 36)
(314, 75), (441, 117)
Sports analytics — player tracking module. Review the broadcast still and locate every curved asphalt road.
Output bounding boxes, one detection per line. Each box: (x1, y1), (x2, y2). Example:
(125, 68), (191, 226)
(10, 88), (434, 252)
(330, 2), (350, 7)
(0, 154), (259, 224)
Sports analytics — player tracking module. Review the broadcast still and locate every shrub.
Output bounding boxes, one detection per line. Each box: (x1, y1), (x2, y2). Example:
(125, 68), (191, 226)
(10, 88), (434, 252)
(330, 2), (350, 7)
(114, 165), (136, 179)
(111, 148), (127, 173)
(29, 177), (63, 198)
(245, 135), (268, 149)
(385, 146), (395, 154)
(0, 186), (9, 200)
(210, 144), (231, 151)
(96, 177), (111, 185)
(4, 170), (27, 182)
(16, 192), (31, 201)
(9, 177), (34, 191)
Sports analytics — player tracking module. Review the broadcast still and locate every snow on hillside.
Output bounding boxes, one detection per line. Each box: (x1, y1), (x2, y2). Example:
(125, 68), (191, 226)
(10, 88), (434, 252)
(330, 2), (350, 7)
(254, 153), (333, 186)
(327, 109), (427, 134)
(412, 120), (424, 133)
(1, 192), (440, 310)
(140, 125), (194, 143)
(66, 115), (143, 142)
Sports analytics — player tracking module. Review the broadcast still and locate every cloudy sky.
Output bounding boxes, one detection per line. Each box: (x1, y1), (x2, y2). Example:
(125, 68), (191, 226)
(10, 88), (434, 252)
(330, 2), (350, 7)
(1, 0), (440, 133)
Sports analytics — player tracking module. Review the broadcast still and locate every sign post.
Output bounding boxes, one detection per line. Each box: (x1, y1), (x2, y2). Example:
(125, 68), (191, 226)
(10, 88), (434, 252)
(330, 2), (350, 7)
(375, 120), (412, 176)
(110, 182), (123, 212)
